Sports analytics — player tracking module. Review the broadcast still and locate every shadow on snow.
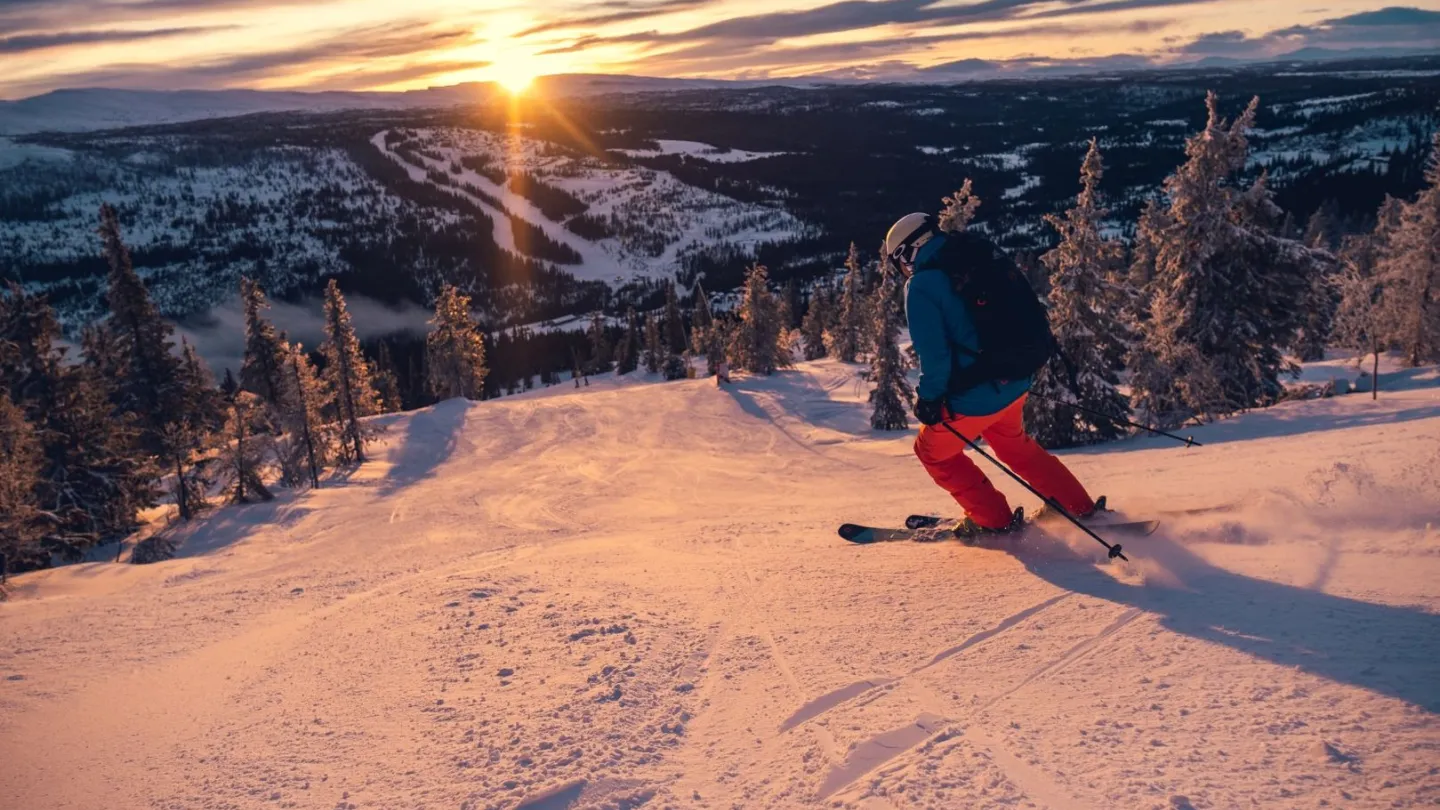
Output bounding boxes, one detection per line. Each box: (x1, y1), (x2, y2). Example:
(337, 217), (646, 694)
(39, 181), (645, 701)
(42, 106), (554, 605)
(1015, 531), (1440, 714)
(377, 397), (471, 496)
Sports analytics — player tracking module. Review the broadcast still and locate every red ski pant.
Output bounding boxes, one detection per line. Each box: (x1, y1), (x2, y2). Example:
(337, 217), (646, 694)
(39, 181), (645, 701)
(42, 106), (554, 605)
(914, 394), (1094, 529)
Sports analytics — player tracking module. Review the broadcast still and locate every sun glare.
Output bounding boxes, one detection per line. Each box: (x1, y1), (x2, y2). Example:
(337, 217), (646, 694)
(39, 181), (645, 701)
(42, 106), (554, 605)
(496, 64), (537, 96)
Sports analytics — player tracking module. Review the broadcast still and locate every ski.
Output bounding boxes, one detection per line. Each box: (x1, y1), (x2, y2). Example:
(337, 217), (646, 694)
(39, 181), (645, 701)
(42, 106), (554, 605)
(842, 508), (1027, 546)
(902, 513), (1159, 537)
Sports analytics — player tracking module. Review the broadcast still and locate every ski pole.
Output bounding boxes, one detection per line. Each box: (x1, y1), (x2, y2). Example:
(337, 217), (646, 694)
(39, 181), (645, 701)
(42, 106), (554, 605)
(1029, 391), (1201, 448)
(938, 421), (1129, 561)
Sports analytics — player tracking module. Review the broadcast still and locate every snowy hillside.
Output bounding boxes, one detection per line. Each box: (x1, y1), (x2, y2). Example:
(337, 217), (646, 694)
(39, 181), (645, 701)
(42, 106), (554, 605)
(3, 357), (1437, 809)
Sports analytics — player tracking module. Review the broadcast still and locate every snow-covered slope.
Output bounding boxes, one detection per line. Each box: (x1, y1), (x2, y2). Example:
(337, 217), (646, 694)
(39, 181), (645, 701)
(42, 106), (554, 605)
(2, 359), (1438, 809)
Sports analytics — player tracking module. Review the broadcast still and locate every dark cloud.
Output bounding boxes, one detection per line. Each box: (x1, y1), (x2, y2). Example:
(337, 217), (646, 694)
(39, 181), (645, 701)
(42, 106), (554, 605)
(0, 25), (232, 54)
(1025, 0), (1224, 20)
(181, 22), (475, 80)
(546, 0), (1216, 55)
(308, 59), (491, 90)
(518, 0), (717, 37)
(1176, 5), (1440, 58)
(3, 21), (482, 95)
(620, 18), (1171, 75)
(1325, 6), (1440, 27)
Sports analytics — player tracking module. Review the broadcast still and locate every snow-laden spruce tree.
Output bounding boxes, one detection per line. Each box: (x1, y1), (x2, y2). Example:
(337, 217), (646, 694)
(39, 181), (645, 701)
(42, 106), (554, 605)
(691, 281), (713, 335)
(372, 342), (403, 413)
(1332, 220), (1394, 398)
(5, 284), (153, 561)
(240, 277), (292, 415)
(868, 263), (912, 430)
(586, 311), (611, 374)
(1026, 139), (1134, 448)
(800, 282), (831, 360)
(825, 244), (868, 362)
(1378, 131), (1440, 366)
(732, 264), (790, 375)
(614, 308), (640, 375)
(322, 279), (381, 464)
(97, 203), (214, 520)
(0, 392), (46, 573)
(220, 390), (274, 504)
(179, 337), (225, 433)
(1127, 94), (1330, 427)
(279, 343), (333, 489)
(1289, 202), (1345, 362)
(938, 179), (982, 234)
(689, 283), (718, 375)
(643, 312), (663, 374)
(426, 284), (488, 401)
(664, 281), (687, 354)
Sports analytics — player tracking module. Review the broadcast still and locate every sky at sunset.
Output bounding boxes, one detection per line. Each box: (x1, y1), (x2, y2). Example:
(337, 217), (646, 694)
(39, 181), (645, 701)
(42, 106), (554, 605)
(1, 0), (1438, 100)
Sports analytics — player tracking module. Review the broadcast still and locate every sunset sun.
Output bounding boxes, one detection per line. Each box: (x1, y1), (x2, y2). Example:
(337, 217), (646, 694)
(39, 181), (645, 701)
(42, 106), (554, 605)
(494, 61), (538, 95)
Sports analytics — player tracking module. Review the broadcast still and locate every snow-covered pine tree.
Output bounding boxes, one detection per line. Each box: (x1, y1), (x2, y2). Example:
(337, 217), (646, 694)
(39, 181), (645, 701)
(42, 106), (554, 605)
(800, 282), (830, 360)
(322, 279), (381, 464)
(691, 282), (713, 335)
(1332, 229), (1389, 399)
(938, 179), (981, 234)
(1290, 201), (1344, 362)
(239, 277), (292, 414)
(664, 281), (687, 354)
(1025, 139), (1133, 448)
(1127, 94), (1329, 426)
(373, 342), (404, 413)
(180, 337), (225, 432)
(281, 343), (333, 489)
(689, 284), (716, 375)
(732, 264), (790, 375)
(1128, 197), (1169, 291)
(97, 203), (212, 520)
(220, 390), (274, 504)
(587, 311), (611, 374)
(0, 392), (47, 574)
(1378, 131), (1440, 366)
(425, 284), (488, 400)
(782, 278), (802, 330)
(644, 312), (663, 374)
(614, 308), (640, 375)
(825, 244), (867, 362)
(868, 265), (911, 430)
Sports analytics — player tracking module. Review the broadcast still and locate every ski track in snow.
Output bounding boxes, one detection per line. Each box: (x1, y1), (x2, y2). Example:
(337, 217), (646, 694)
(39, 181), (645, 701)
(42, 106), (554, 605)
(3, 356), (1440, 809)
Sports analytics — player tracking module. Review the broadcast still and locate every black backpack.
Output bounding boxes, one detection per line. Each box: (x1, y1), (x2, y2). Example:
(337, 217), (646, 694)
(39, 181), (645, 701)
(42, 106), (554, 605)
(933, 232), (1055, 395)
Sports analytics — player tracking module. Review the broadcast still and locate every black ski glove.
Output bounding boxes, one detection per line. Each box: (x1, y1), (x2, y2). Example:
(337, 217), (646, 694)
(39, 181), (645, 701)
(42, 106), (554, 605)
(914, 397), (945, 426)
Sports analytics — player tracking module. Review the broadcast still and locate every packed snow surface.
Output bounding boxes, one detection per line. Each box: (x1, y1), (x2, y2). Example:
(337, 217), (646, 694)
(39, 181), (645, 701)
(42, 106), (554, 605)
(2, 357), (1439, 809)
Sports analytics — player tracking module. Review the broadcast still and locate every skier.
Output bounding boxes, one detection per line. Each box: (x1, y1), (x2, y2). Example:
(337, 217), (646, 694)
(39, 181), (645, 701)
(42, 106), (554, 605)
(884, 213), (1098, 537)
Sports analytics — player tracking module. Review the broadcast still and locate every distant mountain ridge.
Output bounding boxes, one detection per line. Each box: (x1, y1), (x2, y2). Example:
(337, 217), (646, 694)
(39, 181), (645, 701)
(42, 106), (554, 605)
(0, 75), (775, 136)
(3, 49), (1435, 136)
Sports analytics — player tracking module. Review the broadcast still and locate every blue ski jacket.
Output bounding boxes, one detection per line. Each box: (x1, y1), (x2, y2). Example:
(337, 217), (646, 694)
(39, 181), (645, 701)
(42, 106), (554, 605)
(904, 233), (1031, 417)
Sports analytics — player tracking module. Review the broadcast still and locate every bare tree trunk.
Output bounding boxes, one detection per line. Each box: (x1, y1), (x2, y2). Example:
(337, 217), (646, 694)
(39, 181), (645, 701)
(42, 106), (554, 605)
(1373, 346), (1380, 401)
(301, 419), (319, 489)
(235, 410), (247, 503)
(174, 456), (190, 521)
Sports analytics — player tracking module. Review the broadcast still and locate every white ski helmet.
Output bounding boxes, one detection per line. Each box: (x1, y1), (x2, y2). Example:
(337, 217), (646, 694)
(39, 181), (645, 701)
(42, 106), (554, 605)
(884, 212), (939, 271)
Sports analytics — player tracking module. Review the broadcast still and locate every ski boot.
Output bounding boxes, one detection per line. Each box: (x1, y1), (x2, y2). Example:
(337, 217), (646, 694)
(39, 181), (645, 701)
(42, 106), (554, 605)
(1035, 495), (1107, 523)
(952, 507), (1026, 546)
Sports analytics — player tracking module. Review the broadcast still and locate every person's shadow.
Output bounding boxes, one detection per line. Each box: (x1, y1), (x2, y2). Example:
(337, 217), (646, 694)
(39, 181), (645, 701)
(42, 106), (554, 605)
(1011, 530), (1440, 713)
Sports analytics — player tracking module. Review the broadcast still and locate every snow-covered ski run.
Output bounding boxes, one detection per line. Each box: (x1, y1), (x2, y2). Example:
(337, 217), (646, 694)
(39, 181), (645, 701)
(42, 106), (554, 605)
(2, 355), (1438, 810)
